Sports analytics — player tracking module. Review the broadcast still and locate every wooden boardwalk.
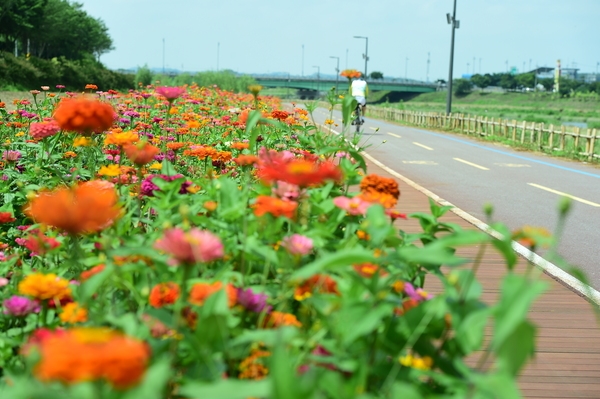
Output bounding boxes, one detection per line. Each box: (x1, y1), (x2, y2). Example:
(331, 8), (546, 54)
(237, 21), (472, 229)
(364, 158), (600, 398)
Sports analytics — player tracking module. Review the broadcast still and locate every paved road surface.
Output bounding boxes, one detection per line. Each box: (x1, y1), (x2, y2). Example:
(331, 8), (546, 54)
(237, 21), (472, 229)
(311, 107), (600, 290)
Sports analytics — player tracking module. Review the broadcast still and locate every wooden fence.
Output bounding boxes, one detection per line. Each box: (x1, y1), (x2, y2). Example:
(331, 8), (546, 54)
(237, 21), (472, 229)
(366, 108), (600, 161)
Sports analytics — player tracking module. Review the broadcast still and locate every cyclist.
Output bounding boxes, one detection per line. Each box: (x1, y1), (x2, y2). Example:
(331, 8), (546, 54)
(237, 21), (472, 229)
(351, 74), (369, 123)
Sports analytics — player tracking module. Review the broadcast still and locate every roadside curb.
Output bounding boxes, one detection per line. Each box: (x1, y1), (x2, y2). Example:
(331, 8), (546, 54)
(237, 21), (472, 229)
(321, 122), (600, 306)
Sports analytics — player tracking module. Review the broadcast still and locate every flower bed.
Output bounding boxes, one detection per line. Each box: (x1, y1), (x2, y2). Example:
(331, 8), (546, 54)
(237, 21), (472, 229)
(0, 84), (549, 398)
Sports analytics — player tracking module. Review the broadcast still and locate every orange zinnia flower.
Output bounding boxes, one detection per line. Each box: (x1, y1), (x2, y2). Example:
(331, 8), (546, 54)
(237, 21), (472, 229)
(59, 302), (88, 323)
(33, 327), (150, 389)
(188, 281), (237, 307)
(80, 264), (106, 281)
(104, 131), (139, 146)
(25, 180), (121, 235)
(358, 174), (400, 208)
(233, 154), (258, 166)
(18, 273), (71, 301)
(53, 96), (115, 134)
(230, 142), (250, 150)
(252, 196), (297, 219)
(183, 146), (218, 159)
(263, 311), (302, 328)
(123, 141), (160, 166)
(353, 263), (388, 278)
(257, 152), (342, 187)
(149, 282), (180, 308)
(294, 274), (339, 301)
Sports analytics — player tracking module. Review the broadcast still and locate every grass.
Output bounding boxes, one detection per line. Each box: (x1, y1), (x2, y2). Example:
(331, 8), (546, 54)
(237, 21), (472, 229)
(376, 91), (600, 129)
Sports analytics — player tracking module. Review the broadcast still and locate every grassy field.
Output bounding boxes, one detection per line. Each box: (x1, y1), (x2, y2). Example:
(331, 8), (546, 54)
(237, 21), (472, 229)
(375, 91), (600, 129)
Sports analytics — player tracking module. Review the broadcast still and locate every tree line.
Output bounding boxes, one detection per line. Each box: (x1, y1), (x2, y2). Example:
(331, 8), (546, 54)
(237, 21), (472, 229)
(0, 0), (112, 61)
(453, 72), (600, 98)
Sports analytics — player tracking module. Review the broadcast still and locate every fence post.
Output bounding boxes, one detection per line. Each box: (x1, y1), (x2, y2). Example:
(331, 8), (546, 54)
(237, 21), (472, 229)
(549, 124), (554, 149)
(574, 127), (580, 150)
(560, 125), (566, 151)
(590, 129), (597, 161)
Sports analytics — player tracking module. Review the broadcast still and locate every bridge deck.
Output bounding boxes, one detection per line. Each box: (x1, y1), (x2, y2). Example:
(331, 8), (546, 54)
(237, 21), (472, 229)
(361, 155), (600, 398)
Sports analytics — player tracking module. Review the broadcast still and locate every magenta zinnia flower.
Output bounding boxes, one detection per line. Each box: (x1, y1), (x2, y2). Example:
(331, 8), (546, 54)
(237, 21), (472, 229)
(154, 228), (224, 265)
(281, 234), (313, 256)
(403, 282), (432, 301)
(30, 121), (60, 140)
(236, 287), (271, 313)
(155, 86), (186, 101)
(3, 295), (40, 317)
(2, 150), (22, 162)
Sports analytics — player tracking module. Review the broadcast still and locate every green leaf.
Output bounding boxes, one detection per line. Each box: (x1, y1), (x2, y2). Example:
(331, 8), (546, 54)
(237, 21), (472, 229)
(495, 320), (536, 376)
(245, 110), (262, 134)
(159, 159), (177, 176)
(390, 382), (423, 399)
(492, 274), (546, 350)
(230, 327), (298, 347)
(179, 379), (270, 399)
(471, 372), (523, 399)
(397, 245), (466, 267)
(455, 307), (491, 353)
(290, 248), (375, 280)
(122, 357), (172, 399)
(337, 303), (393, 345)
(79, 264), (113, 303)
(341, 95), (357, 126)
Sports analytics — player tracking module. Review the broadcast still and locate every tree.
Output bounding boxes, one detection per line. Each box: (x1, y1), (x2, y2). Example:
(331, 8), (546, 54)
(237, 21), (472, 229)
(470, 73), (491, 91)
(369, 71), (384, 80)
(539, 78), (554, 92)
(135, 65), (153, 87)
(453, 78), (473, 96)
(516, 73), (535, 90)
(499, 73), (517, 91)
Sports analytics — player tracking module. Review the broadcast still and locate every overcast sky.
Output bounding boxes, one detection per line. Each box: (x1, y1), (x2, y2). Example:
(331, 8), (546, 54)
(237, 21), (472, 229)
(77, 0), (600, 81)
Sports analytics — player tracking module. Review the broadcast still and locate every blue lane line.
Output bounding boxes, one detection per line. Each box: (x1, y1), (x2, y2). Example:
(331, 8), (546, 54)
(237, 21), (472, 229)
(369, 119), (600, 179)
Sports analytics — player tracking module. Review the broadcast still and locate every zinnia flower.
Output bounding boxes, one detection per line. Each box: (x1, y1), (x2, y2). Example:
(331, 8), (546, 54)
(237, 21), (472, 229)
(257, 149), (342, 187)
(15, 233), (61, 256)
(358, 174), (400, 208)
(30, 121), (60, 140)
(236, 287), (271, 313)
(59, 302), (88, 323)
(281, 234), (313, 256)
(53, 96), (116, 134)
(155, 86), (186, 101)
(294, 274), (339, 301)
(333, 196), (373, 216)
(25, 180), (121, 235)
(18, 273), (71, 301)
(149, 282), (180, 308)
(263, 311), (302, 328)
(252, 196), (297, 219)
(123, 142), (160, 166)
(0, 212), (15, 223)
(3, 295), (40, 316)
(2, 150), (21, 162)
(189, 282), (237, 307)
(154, 228), (224, 265)
(32, 327), (150, 388)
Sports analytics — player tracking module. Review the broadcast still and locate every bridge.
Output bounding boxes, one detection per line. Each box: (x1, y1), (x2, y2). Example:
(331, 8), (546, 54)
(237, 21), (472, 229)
(253, 76), (438, 99)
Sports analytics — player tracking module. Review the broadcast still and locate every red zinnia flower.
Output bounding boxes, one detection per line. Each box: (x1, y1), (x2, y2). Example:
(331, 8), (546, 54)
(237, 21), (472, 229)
(257, 150), (342, 187)
(0, 212), (16, 224)
(149, 282), (180, 308)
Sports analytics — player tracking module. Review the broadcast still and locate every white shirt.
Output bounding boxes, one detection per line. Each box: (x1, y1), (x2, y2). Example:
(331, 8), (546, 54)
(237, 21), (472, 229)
(351, 80), (368, 97)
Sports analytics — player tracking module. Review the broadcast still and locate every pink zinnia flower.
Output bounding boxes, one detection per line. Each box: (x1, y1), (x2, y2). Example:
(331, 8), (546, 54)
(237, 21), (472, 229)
(404, 282), (433, 301)
(272, 181), (303, 201)
(30, 121), (60, 140)
(154, 228), (224, 265)
(333, 196), (373, 216)
(155, 86), (186, 101)
(2, 150), (21, 162)
(281, 234), (313, 256)
(3, 295), (40, 317)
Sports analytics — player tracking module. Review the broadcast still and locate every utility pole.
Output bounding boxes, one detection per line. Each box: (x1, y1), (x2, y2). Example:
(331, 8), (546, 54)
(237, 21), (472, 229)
(330, 56), (340, 94)
(479, 58), (481, 74)
(445, 0), (459, 115)
(505, 60), (508, 72)
(353, 36), (369, 78)
(162, 38), (165, 74)
(405, 57), (409, 80)
(302, 44), (304, 77)
(217, 42), (220, 72)
(426, 52), (430, 82)
(472, 56), (475, 74)
(346, 49), (349, 69)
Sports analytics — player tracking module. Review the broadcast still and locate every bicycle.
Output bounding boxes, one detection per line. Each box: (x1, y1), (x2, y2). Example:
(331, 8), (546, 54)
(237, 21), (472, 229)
(351, 103), (364, 133)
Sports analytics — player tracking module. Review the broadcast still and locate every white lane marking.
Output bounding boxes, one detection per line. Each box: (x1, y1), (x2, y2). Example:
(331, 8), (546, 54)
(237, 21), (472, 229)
(387, 132), (401, 138)
(528, 183), (600, 207)
(402, 161), (438, 165)
(495, 163), (531, 167)
(413, 142), (433, 151)
(453, 158), (489, 170)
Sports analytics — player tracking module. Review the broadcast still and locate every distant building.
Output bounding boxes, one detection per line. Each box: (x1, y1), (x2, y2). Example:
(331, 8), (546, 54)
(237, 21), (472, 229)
(529, 66), (599, 82)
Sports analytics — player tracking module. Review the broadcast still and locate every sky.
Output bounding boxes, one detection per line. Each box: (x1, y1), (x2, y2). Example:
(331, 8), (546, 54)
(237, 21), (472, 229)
(77, 0), (600, 82)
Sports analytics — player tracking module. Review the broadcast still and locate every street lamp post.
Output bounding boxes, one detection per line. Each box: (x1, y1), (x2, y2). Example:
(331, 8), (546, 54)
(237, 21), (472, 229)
(405, 57), (409, 80)
(217, 42), (220, 72)
(330, 56), (340, 93)
(445, 0), (459, 115)
(302, 44), (304, 77)
(162, 38), (165, 75)
(353, 36), (369, 79)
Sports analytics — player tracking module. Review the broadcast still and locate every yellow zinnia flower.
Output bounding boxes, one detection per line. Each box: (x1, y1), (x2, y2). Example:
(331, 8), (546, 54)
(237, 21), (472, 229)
(18, 273), (71, 301)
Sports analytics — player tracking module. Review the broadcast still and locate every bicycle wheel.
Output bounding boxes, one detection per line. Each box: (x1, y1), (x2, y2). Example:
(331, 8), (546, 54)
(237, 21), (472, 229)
(355, 107), (362, 133)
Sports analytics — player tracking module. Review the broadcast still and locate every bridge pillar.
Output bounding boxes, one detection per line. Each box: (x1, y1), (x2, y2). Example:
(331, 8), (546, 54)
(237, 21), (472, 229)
(296, 89), (319, 100)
